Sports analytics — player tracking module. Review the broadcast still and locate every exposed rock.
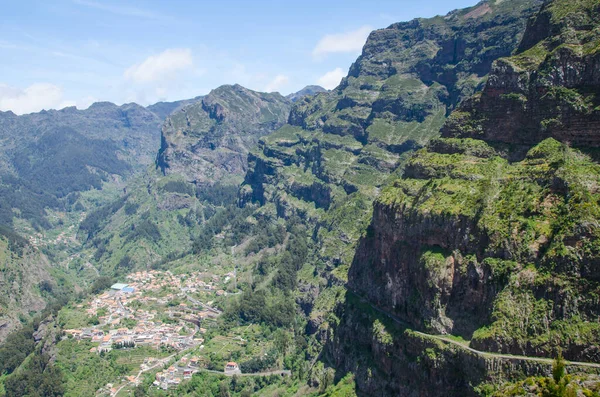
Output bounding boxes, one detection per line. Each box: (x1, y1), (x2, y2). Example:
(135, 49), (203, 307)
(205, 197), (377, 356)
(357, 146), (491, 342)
(326, 293), (598, 396)
(341, 3), (600, 395)
(442, 0), (600, 149)
(242, 0), (543, 229)
(157, 84), (291, 184)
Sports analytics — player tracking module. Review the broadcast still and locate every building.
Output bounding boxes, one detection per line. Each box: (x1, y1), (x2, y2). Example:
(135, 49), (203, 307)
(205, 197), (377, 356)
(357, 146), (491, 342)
(111, 283), (129, 290)
(224, 362), (241, 374)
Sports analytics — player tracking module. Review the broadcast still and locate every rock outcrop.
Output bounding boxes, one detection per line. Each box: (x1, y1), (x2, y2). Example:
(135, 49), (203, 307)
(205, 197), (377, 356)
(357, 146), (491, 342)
(326, 292), (594, 396)
(238, 3), (543, 362)
(241, 0), (543, 274)
(442, 0), (600, 149)
(340, 0), (600, 394)
(157, 84), (292, 184)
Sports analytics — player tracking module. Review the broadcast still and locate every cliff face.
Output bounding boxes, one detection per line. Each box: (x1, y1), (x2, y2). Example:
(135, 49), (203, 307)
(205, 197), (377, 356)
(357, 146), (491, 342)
(442, 0), (600, 148)
(238, 2), (542, 363)
(351, 138), (600, 357)
(325, 293), (588, 397)
(343, 0), (600, 393)
(156, 84), (291, 184)
(241, 0), (543, 276)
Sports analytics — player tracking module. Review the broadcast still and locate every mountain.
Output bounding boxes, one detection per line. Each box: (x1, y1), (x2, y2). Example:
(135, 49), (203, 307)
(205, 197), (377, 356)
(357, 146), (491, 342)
(330, 0), (600, 394)
(0, 97), (197, 342)
(156, 84), (293, 185)
(75, 84), (293, 280)
(146, 96), (203, 121)
(4, 0), (600, 395)
(241, 0), (543, 276)
(442, 0), (600, 148)
(0, 100), (177, 230)
(0, 102), (161, 171)
(286, 85), (328, 102)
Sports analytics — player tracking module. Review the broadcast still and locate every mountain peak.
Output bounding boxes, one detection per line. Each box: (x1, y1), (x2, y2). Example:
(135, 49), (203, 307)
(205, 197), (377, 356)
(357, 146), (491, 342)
(286, 85), (328, 102)
(88, 101), (119, 110)
(156, 83), (292, 183)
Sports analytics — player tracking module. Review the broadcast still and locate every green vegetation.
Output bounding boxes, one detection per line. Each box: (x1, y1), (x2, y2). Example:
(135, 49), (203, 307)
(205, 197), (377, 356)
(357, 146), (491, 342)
(4, 1), (599, 397)
(79, 195), (128, 240)
(490, 355), (600, 396)
(379, 138), (600, 354)
(54, 340), (164, 397)
(12, 128), (130, 199)
(3, 351), (65, 397)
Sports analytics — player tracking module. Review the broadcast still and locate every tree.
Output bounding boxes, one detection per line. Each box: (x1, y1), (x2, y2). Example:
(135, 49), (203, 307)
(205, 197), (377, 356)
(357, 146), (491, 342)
(219, 381), (231, 397)
(552, 353), (566, 384)
(274, 329), (291, 358)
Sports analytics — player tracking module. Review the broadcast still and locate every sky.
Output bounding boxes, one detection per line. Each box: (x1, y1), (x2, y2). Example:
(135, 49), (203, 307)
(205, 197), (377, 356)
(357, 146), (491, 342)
(0, 0), (479, 115)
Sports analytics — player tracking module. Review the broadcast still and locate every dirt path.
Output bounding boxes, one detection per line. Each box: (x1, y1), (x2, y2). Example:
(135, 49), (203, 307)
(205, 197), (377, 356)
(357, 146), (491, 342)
(198, 368), (291, 377)
(356, 292), (600, 369)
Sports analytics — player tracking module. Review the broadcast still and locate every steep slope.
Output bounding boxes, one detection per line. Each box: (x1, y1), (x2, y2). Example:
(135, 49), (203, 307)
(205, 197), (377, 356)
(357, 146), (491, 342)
(0, 100), (179, 229)
(156, 84), (292, 184)
(241, 0), (542, 296)
(336, 0), (600, 394)
(443, 0), (600, 148)
(75, 171), (210, 276)
(79, 85), (294, 278)
(0, 227), (64, 342)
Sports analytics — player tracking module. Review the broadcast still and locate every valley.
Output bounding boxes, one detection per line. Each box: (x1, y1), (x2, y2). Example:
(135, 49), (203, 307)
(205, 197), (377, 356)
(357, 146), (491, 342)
(1, 0), (600, 396)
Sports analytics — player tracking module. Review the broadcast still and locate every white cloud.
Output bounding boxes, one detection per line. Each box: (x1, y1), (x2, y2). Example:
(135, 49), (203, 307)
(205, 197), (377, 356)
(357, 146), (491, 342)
(264, 74), (290, 93)
(0, 83), (76, 115)
(317, 68), (346, 90)
(312, 26), (372, 59)
(124, 48), (193, 84)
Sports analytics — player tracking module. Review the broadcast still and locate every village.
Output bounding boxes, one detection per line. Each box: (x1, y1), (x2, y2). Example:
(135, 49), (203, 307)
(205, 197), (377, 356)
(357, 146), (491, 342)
(61, 269), (245, 394)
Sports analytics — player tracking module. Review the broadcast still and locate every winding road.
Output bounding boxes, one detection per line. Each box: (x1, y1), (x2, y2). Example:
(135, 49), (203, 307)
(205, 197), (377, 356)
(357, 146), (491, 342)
(197, 368), (291, 377)
(356, 292), (600, 369)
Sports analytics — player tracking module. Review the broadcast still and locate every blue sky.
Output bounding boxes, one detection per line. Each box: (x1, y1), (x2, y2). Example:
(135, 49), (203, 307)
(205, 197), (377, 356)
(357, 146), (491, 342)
(0, 0), (478, 114)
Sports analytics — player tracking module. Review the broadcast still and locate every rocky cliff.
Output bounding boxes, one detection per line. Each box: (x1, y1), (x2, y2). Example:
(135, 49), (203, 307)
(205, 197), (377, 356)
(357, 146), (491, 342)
(156, 84), (292, 184)
(241, 0), (543, 274)
(326, 292), (598, 396)
(238, 3), (543, 364)
(442, 0), (600, 149)
(342, 0), (600, 394)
